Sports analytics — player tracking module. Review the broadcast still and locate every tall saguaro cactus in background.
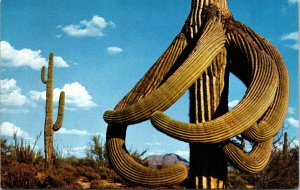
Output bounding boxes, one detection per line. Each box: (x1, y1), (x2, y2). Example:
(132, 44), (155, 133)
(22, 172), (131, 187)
(41, 52), (65, 168)
(103, 0), (289, 188)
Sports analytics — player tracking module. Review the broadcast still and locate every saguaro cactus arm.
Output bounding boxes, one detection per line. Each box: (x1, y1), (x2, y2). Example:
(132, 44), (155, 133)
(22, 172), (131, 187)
(103, 0), (289, 187)
(104, 18), (226, 125)
(150, 44), (279, 143)
(222, 138), (273, 173)
(53, 91), (65, 131)
(105, 16), (225, 186)
(41, 66), (48, 84)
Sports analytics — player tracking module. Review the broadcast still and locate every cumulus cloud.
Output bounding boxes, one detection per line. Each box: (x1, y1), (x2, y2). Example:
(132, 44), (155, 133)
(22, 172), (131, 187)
(281, 32), (299, 50)
(107, 47), (123, 55)
(1, 41), (69, 70)
(29, 82), (97, 109)
(286, 117), (299, 128)
(0, 122), (32, 140)
(0, 78), (29, 107)
(288, 0), (298, 4)
(228, 100), (239, 108)
(61, 15), (115, 38)
(56, 128), (90, 136)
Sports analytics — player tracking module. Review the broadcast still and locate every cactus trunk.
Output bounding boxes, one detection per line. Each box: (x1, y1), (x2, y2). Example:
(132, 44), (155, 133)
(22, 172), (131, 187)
(42, 52), (65, 168)
(188, 47), (229, 189)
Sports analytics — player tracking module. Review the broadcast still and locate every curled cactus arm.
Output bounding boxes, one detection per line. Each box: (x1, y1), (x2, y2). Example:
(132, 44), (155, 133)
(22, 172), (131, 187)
(222, 138), (273, 173)
(150, 37), (279, 143)
(104, 18), (226, 125)
(53, 91), (65, 131)
(241, 28), (289, 142)
(106, 134), (188, 186)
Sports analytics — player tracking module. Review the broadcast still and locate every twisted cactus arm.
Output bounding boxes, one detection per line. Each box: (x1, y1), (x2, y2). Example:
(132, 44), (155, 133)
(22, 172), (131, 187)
(240, 26), (289, 142)
(104, 18), (226, 125)
(115, 32), (188, 109)
(107, 133), (188, 186)
(105, 16), (226, 186)
(150, 31), (279, 143)
(222, 138), (273, 173)
(105, 32), (190, 186)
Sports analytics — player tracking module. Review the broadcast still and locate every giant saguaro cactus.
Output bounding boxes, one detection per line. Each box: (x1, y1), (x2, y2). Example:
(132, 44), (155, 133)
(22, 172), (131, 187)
(103, 0), (289, 188)
(41, 52), (65, 168)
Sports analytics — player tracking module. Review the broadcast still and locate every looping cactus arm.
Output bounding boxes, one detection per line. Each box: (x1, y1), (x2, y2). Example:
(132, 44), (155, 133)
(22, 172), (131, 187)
(150, 33), (279, 143)
(53, 91), (65, 131)
(240, 25), (289, 142)
(104, 18), (226, 125)
(222, 138), (273, 173)
(115, 32), (188, 110)
(107, 136), (188, 186)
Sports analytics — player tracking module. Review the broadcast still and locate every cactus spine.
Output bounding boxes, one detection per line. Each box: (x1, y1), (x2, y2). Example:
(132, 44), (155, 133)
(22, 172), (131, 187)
(41, 52), (65, 168)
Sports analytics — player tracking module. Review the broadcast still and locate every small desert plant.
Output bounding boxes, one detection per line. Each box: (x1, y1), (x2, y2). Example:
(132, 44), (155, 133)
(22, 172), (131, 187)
(1, 155), (37, 188)
(86, 135), (107, 165)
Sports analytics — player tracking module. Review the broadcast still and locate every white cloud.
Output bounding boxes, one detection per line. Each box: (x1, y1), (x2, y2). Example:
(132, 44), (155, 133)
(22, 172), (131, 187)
(281, 32), (298, 41)
(29, 82), (97, 109)
(281, 32), (299, 50)
(228, 100), (239, 108)
(288, 107), (296, 114)
(56, 128), (90, 136)
(288, 0), (298, 4)
(0, 78), (29, 107)
(0, 122), (32, 140)
(0, 41), (69, 70)
(61, 15), (115, 38)
(107, 47), (123, 55)
(286, 117), (299, 128)
(0, 108), (29, 114)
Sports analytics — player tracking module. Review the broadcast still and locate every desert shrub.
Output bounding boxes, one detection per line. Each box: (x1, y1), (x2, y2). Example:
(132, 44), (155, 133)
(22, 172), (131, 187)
(96, 165), (123, 182)
(226, 171), (249, 189)
(90, 180), (119, 189)
(86, 135), (107, 165)
(1, 155), (37, 188)
(76, 165), (101, 181)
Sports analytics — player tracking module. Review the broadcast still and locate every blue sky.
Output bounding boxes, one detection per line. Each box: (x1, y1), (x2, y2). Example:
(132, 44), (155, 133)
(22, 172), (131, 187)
(1, 0), (298, 160)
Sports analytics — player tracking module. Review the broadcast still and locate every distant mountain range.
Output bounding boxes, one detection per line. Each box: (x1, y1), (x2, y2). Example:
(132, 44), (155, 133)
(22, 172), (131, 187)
(145, 153), (189, 168)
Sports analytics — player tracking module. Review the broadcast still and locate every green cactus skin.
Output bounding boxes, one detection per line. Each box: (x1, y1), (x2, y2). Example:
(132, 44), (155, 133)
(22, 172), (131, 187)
(104, 19), (226, 126)
(103, 0), (289, 188)
(42, 52), (65, 168)
(222, 138), (273, 173)
(105, 17), (225, 187)
(150, 46), (279, 143)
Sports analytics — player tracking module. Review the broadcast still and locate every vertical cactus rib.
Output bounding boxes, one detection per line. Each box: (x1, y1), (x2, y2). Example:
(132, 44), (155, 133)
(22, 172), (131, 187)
(104, 18), (226, 125)
(150, 35), (279, 143)
(222, 138), (273, 173)
(53, 91), (65, 131)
